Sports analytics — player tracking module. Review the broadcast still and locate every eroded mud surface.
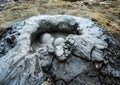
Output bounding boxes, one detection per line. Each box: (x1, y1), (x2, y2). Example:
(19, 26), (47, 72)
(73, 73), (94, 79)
(0, 15), (120, 85)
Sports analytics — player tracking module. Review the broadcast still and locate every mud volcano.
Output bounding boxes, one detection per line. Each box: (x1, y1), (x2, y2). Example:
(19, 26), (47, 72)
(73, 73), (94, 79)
(0, 15), (120, 85)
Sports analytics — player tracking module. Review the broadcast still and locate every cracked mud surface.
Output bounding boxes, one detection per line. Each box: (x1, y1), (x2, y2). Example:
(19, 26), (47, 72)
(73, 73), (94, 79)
(0, 15), (120, 85)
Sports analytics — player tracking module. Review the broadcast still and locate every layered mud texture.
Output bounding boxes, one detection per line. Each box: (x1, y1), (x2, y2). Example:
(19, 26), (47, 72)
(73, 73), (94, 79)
(0, 15), (120, 85)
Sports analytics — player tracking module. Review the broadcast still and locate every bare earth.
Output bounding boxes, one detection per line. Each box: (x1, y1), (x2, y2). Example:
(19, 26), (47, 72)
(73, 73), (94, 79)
(0, 0), (120, 41)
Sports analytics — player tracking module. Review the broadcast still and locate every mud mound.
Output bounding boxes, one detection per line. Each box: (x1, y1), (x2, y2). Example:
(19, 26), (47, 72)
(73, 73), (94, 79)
(0, 15), (120, 85)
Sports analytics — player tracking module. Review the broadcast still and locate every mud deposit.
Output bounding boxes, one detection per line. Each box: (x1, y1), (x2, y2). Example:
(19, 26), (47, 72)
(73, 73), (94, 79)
(0, 15), (120, 85)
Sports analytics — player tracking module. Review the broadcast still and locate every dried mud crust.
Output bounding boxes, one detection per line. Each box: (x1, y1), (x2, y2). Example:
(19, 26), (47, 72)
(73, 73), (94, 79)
(0, 15), (120, 85)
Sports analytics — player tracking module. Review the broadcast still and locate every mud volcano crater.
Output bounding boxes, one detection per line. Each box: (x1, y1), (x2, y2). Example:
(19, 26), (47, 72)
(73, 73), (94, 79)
(0, 15), (120, 85)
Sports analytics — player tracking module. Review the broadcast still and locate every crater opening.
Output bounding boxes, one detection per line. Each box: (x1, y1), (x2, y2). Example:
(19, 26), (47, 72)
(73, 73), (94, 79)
(32, 32), (69, 51)
(30, 19), (79, 52)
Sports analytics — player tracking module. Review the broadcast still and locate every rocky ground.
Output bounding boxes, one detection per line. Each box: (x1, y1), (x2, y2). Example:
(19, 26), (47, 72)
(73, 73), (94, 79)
(0, 0), (120, 41)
